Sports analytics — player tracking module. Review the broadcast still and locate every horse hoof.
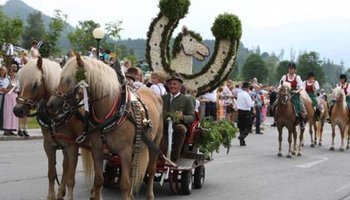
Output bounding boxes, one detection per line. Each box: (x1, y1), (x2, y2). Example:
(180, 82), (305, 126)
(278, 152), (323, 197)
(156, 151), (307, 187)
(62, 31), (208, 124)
(310, 144), (315, 148)
(291, 152), (296, 155)
(286, 154), (292, 158)
(277, 153), (282, 157)
(297, 152), (302, 156)
(318, 143), (322, 146)
(330, 147), (335, 151)
(347, 146), (350, 150)
(340, 148), (345, 152)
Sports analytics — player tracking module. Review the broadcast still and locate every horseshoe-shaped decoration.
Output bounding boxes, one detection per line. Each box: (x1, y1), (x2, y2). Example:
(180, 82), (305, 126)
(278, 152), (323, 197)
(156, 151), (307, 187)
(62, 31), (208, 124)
(146, 0), (242, 95)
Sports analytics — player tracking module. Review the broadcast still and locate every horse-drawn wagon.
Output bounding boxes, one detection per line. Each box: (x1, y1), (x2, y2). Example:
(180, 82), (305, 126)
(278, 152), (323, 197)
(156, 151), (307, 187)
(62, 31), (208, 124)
(103, 114), (212, 195)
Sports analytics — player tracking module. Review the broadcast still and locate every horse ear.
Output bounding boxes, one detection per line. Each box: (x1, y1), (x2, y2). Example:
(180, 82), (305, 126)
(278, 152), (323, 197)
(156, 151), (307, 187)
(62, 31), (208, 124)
(182, 25), (188, 35)
(37, 56), (43, 71)
(76, 53), (84, 68)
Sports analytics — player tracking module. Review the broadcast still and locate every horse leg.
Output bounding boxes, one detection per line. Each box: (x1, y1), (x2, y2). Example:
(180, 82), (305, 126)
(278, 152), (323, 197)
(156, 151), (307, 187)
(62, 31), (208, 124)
(119, 149), (133, 200)
(340, 126), (345, 152)
(65, 146), (79, 200)
(292, 126), (297, 155)
(347, 125), (350, 150)
(313, 120), (317, 146)
(146, 126), (162, 200)
(43, 137), (58, 200)
(298, 126), (304, 156)
(330, 124), (335, 151)
(309, 121), (315, 148)
(287, 129), (293, 158)
(277, 127), (282, 157)
(318, 120), (324, 146)
(57, 149), (68, 200)
(90, 136), (105, 200)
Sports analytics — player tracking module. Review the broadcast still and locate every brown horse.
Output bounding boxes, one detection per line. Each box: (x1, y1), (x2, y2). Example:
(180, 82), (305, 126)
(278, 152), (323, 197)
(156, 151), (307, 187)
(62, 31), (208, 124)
(299, 90), (316, 147)
(13, 57), (92, 200)
(275, 84), (305, 157)
(310, 98), (328, 147)
(330, 87), (350, 151)
(46, 55), (163, 200)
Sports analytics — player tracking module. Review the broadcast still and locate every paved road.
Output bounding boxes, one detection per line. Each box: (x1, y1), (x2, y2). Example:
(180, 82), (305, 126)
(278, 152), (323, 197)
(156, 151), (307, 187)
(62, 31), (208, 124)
(1, 117), (350, 200)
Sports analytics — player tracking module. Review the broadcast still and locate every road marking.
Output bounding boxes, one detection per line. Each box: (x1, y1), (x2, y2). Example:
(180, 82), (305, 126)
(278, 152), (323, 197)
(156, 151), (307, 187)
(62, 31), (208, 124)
(335, 182), (350, 193)
(296, 157), (329, 168)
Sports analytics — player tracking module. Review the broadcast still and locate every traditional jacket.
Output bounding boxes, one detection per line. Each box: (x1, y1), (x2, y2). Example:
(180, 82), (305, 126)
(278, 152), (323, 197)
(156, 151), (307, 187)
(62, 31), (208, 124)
(162, 93), (195, 125)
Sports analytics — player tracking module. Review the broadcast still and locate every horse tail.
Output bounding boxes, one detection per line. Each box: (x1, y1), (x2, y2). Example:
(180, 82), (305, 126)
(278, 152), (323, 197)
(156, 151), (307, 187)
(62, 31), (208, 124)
(80, 148), (94, 186)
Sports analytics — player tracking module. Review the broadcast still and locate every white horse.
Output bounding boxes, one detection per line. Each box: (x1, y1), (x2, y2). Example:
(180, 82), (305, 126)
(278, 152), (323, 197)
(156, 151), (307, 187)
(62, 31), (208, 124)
(330, 87), (350, 151)
(171, 26), (210, 74)
(13, 57), (92, 200)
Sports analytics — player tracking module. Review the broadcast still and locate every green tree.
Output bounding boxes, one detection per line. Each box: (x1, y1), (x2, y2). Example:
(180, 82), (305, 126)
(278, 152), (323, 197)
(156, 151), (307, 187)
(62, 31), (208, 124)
(241, 54), (268, 82)
(0, 8), (23, 45)
(68, 20), (123, 54)
(322, 59), (344, 87)
(275, 60), (291, 85)
(68, 20), (100, 53)
(44, 10), (67, 55)
(22, 11), (46, 49)
(297, 51), (325, 85)
(0, 7), (24, 67)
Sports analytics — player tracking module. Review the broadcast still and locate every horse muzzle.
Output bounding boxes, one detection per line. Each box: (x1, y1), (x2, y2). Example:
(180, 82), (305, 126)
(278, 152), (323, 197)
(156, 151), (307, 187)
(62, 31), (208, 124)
(13, 104), (30, 118)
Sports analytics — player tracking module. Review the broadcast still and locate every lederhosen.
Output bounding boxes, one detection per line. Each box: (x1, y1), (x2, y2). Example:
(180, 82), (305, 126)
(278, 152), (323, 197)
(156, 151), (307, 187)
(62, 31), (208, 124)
(305, 81), (318, 107)
(285, 74), (302, 115)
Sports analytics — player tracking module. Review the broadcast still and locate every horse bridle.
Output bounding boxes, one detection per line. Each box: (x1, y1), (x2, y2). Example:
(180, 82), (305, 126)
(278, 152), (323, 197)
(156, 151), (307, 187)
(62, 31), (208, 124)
(278, 86), (291, 105)
(51, 85), (82, 112)
(16, 74), (47, 111)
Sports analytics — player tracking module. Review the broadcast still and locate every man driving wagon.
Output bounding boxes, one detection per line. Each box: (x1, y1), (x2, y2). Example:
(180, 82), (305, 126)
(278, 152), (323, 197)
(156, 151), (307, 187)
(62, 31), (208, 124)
(162, 73), (195, 161)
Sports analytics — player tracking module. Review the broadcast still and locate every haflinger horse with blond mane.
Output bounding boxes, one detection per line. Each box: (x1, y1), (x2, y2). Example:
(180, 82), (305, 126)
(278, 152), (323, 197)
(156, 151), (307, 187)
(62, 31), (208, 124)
(13, 57), (92, 200)
(330, 86), (350, 151)
(46, 54), (163, 200)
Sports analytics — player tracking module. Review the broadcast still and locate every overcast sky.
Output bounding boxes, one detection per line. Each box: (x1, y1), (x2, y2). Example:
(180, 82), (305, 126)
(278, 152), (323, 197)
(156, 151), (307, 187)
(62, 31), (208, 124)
(2, 0), (350, 65)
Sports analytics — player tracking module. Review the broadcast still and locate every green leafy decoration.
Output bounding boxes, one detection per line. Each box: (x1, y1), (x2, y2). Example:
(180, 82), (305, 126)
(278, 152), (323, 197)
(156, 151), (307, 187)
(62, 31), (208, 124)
(211, 13), (242, 40)
(159, 0), (190, 20)
(196, 118), (237, 158)
(75, 67), (86, 82)
(164, 111), (182, 123)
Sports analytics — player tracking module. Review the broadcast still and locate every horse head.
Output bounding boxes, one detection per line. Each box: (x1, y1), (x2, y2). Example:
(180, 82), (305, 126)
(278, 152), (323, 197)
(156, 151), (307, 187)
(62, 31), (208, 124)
(332, 86), (345, 104)
(46, 54), (86, 116)
(178, 26), (210, 61)
(278, 82), (291, 105)
(13, 57), (61, 118)
(46, 54), (119, 116)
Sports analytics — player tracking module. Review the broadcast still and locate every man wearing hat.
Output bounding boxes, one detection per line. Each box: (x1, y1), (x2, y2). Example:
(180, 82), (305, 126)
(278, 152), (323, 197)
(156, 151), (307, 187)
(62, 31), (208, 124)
(278, 62), (307, 128)
(162, 73), (194, 161)
(236, 81), (255, 146)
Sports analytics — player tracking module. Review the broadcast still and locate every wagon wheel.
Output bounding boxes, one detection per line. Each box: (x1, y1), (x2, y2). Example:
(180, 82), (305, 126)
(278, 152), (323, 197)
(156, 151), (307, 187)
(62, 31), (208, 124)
(180, 170), (193, 195)
(193, 165), (205, 189)
(169, 170), (180, 194)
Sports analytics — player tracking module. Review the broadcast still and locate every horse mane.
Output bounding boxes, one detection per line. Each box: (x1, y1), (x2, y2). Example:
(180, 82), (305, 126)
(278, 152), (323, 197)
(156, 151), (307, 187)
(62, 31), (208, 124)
(61, 56), (119, 100)
(18, 58), (61, 93)
(332, 86), (347, 110)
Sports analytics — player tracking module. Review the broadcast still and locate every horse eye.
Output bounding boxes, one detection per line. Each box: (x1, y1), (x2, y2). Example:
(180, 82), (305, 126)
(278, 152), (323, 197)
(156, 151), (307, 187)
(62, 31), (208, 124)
(189, 38), (193, 41)
(32, 82), (39, 91)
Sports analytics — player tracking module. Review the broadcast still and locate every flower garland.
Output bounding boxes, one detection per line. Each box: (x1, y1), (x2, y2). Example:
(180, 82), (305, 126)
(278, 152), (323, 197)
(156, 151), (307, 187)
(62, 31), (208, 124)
(146, 0), (242, 95)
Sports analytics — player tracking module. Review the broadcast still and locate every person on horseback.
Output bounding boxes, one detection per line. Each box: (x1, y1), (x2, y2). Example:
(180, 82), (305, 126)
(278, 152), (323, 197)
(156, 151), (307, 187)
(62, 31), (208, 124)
(303, 72), (320, 111)
(162, 73), (195, 161)
(329, 74), (350, 120)
(279, 62), (307, 128)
